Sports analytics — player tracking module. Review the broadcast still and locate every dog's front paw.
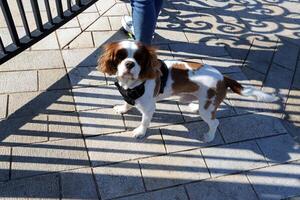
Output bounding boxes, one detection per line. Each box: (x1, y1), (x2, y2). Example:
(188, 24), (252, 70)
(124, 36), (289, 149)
(113, 104), (129, 114)
(132, 125), (147, 139)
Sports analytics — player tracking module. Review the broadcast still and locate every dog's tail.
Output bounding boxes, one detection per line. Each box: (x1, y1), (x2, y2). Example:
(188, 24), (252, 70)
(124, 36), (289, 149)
(224, 76), (278, 102)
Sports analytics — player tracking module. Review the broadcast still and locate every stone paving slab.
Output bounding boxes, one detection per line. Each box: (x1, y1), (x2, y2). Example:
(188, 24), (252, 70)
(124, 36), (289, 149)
(78, 12), (100, 30)
(73, 85), (123, 111)
(85, 130), (165, 166)
(93, 161), (145, 200)
(0, 94), (7, 119)
(56, 28), (82, 48)
(256, 134), (300, 165)
(0, 174), (60, 199)
(124, 100), (184, 129)
(62, 48), (99, 68)
(247, 161), (300, 200)
(218, 113), (287, 143)
(116, 186), (189, 200)
(60, 167), (99, 200)
(86, 17), (111, 31)
(79, 108), (125, 136)
(185, 174), (258, 200)
(38, 68), (71, 91)
(65, 32), (94, 49)
(0, 147), (10, 182)
(11, 138), (89, 179)
(201, 140), (268, 177)
(0, 50), (64, 71)
(0, 70), (37, 93)
(139, 149), (210, 190)
(160, 122), (224, 153)
(0, 114), (48, 146)
(67, 66), (107, 88)
(8, 90), (76, 118)
(273, 41), (299, 70)
(48, 112), (82, 140)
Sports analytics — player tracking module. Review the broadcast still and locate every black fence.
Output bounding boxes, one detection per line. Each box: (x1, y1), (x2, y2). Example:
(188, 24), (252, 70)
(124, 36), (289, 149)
(0, 0), (98, 65)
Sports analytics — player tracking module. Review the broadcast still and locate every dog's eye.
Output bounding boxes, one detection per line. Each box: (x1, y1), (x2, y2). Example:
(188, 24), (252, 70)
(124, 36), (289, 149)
(116, 49), (128, 61)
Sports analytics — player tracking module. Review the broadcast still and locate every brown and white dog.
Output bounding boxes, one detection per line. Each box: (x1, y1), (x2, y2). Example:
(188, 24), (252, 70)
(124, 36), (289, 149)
(98, 40), (277, 142)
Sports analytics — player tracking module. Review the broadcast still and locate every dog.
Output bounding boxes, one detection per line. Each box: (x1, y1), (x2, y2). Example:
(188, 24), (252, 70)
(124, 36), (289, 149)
(98, 40), (278, 142)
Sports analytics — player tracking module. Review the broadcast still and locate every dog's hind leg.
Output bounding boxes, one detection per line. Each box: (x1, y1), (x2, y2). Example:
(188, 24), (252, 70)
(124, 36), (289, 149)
(198, 99), (219, 143)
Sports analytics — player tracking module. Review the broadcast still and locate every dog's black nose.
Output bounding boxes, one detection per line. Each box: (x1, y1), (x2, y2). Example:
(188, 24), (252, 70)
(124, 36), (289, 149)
(125, 61), (135, 69)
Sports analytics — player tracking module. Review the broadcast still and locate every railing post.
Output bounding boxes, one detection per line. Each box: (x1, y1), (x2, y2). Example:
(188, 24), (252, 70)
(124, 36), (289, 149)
(30, 0), (44, 32)
(0, 0), (20, 46)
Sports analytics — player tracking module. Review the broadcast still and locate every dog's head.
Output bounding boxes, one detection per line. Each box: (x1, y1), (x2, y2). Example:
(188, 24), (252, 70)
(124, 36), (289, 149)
(98, 40), (161, 81)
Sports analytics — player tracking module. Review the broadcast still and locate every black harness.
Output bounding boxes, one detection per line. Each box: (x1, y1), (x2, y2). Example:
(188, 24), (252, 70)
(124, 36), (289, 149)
(115, 60), (168, 105)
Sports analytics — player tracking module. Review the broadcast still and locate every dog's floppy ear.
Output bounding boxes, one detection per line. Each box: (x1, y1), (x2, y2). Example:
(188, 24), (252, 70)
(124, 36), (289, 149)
(97, 42), (119, 75)
(138, 45), (161, 80)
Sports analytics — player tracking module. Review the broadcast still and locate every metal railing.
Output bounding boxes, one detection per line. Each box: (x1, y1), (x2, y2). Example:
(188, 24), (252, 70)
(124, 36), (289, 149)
(0, 0), (98, 65)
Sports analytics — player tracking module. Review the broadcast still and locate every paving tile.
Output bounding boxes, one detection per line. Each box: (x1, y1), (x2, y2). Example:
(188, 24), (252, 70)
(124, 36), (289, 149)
(11, 138), (89, 179)
(160, 122), (224, 153)
(66, 31), (94, 49)
(186, 174), (258, 200)
(0, 71), (37, 93)
(67, 66), (107, 88)
(62, 48), (99, 68)
(109, 16), (123, 30)
(153, 23), (189, 44)
(222, 37), (252, 62)
(256, 134), (300, 164)
(263, 63), (294, 102)
(178, 100), (236, 122)
(0, 114), (48, 146)
(79, 108), (125, 137)
(86, 130), (165, 166)
(241, 66), (265, 88)
(48, 112), (82, 140)
(86, 17), (111, 31)
(78, 12), (100, 30)
(273, 41), (299, 70)
(92, 30), (127, 48)
(72, 85), (123, 111)
(60, 18), (80, 29)
(156, 44), (174, 60)
(56, 28), (82, 48)
(140, 149), (210, 190)
(247, 161), (300, 200)
(31, 32), (60, 50)
(293, 62), (300, 89)
(0, 147), (10, 182)
(0, 173), (60, 199)
(202, 56), (243, 74)
(0, 94), (7, 119)
(123, 100), (184, 130)
(93, 161), (145, 200)
(116, 186), (189, 200)
(201, 140), (268, 177)
(169, 40), (228, 61)
(8, 90), (76, 118)
(0, 50), (64, 71)
(60, 167), (98, 200)
(285, 89), (300, 127)
(103, 3), (129, 16)
(38, 68), (70, 91)
(219, 113), (287, 143)
(95, 0), (116, 15)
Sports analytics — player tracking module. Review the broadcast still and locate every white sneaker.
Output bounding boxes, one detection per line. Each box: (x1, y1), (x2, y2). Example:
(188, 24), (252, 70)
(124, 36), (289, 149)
(121, 15), (135, 37)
